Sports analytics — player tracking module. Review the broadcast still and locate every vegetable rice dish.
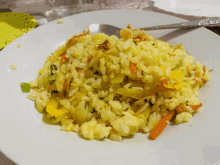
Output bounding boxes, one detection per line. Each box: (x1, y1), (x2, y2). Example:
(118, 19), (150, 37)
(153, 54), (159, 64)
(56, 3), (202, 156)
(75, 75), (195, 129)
(26, 25), (211, 141)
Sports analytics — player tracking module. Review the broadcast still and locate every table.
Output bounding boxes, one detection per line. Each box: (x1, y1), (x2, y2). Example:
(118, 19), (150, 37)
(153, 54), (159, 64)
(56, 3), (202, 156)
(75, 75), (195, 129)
(0, 0), (220, 164)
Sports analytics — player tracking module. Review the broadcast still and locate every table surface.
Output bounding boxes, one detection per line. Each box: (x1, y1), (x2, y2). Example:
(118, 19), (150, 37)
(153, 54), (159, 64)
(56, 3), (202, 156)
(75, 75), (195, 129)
(1, 0), (220, 164)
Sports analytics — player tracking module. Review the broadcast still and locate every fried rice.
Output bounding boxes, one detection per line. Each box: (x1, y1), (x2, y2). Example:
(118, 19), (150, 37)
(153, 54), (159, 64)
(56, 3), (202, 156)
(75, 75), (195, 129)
(26, 25), (211, 141)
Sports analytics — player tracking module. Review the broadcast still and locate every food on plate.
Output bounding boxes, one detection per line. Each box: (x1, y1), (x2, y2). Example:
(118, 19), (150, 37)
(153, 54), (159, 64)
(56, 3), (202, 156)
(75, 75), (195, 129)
(101, 27), (106, 31)
(10, 65), (17, 70)
(17, 44), (22, 48)
(21, 83), (30, 93)
(57, 20), (64, 24)
(25, 25), (211, 141)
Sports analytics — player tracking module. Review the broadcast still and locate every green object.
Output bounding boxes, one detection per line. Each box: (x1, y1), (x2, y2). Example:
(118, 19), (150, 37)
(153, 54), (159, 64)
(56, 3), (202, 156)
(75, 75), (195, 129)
(50, 64), (58, 75)
(21, 83), (30, 93)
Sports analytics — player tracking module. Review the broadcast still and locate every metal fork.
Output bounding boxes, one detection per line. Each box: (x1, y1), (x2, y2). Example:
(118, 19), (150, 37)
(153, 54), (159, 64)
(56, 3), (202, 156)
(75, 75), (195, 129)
(86, 17), (220, 37)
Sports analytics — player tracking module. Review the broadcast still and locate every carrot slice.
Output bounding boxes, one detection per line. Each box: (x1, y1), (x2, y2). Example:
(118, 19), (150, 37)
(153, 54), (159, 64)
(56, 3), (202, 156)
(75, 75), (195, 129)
(162, 78), (170, 85)
(168, 53), (175, 56)
(138, 129), (144, 132)
(60, 54), (67, 64)
(73, 33), (88, 38)
(203, 66), (206, 76)
(135, 35), (147, 42)
(151, 85), (163, 96)
(176, 106), (182, 114)
(101, 27), (106, 31)
(203, 79), (207, 83)
(167, 101), (173, 104)
(190, 103), (203, 110)
(149, 111), (175, 140)
(130, 62), (137, 74)
(88, 55), (93, 61)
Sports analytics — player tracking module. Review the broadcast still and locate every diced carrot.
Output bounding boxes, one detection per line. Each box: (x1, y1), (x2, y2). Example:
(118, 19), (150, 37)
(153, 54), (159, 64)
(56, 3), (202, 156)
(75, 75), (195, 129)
(162, 78), (170, 85)
(132, 29), (138, 31)
(98, 39), (111, 50)
(139, 36), (143, 41)
(138, 129), (144, 132)
(60, 54), (67, 64)
(203, 79), (207, 83)
(149, 111), (175, 140)
(101, 27), (106, 31)
(130, 62), (137, 74)
(176, 106), (182, 114)
(127, 24), (132, 29)
(135, 35), (147, 41)
(68, 69), (71, 73)
(151, 85), (163, 96)
(190, 103), (203, 110)
(135, 36), (141, 40)
(203, 66), (206, 76)
(88, 55), (93, 61)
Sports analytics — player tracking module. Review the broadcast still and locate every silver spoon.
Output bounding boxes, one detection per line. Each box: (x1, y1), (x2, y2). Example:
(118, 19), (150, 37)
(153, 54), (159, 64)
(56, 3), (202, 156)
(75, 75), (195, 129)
(86, 17), (220, 37)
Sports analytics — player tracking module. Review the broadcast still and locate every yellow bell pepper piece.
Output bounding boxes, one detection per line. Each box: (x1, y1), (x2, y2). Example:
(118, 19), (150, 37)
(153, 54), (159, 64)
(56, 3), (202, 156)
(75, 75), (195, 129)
(160, 66), (184, 89)
(163, 68), (184, 89)
(46, 99), (68, 117)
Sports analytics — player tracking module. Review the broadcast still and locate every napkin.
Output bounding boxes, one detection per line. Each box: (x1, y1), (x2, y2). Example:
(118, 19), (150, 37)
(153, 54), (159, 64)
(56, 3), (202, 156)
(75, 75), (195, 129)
(0, 12), (37, 50)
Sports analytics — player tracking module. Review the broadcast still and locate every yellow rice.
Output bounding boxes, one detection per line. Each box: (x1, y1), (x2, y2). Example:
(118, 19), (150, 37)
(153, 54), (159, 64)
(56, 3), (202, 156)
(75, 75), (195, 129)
(27, 26), (211, 141)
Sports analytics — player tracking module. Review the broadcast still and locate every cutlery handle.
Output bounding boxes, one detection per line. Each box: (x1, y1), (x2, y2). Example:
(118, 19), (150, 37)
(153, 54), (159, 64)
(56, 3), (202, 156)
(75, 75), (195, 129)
(142, 17), (220, 30)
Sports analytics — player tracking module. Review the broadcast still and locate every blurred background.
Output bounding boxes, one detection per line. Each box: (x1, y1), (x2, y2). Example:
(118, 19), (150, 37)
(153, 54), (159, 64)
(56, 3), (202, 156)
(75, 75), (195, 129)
(1, 0), (220, 35)
(1, 0), (220, 22)
(0, 0), (149, 22)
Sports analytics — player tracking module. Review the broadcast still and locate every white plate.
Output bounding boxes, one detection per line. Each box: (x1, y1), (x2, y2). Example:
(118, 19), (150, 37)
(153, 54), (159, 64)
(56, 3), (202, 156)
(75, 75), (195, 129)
(152, 0), (220, 17)
(0, 10), (220, 165)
